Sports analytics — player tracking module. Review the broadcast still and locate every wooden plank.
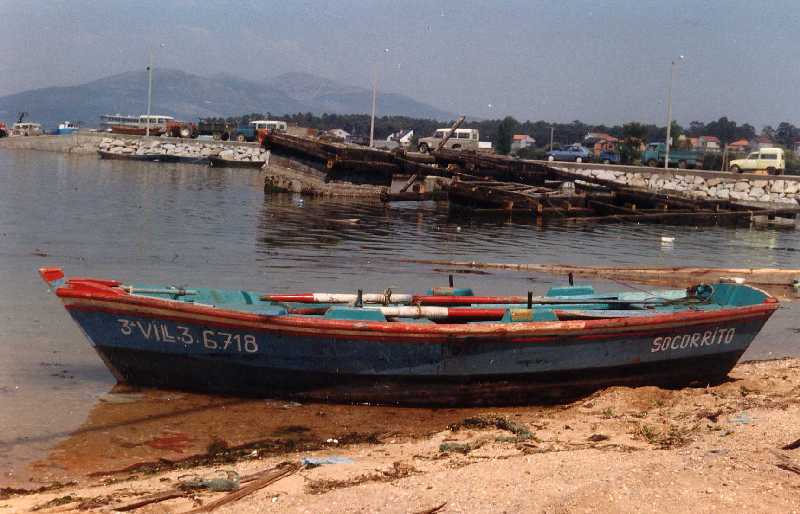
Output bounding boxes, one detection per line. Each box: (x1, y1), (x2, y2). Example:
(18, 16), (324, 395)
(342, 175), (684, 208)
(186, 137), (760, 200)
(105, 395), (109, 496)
(562, 207), (800, 224)
(329, 159), (400, 176)
(398, 258), (800, 287)
(382, 191), (448, 202)
(436, 116), (466, 152)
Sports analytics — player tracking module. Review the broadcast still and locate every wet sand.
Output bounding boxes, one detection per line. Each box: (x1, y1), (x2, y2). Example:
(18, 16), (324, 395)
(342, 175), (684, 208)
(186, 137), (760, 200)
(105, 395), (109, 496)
(3, 358), (800, 513)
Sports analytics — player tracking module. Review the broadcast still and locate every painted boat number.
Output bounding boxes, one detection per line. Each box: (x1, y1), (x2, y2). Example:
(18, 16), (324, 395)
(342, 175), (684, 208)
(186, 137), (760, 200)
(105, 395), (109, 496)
(117, 318), (258, 353)
(651, 328), (736, 353)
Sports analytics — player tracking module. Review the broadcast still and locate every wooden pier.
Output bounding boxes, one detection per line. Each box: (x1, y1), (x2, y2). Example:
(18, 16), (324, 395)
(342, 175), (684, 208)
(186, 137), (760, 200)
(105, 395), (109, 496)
(261, 133), (800, 227)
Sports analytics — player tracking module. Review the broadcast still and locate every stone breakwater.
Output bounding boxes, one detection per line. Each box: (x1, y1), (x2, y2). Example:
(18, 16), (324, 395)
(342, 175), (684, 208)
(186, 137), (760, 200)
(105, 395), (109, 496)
(98, 137), (268, 162)
(546, 162), (800, 206)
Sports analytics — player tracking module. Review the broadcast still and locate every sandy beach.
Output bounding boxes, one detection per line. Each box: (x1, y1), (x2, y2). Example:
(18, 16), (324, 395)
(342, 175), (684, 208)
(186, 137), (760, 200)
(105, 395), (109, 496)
(2, 357), (800, 513)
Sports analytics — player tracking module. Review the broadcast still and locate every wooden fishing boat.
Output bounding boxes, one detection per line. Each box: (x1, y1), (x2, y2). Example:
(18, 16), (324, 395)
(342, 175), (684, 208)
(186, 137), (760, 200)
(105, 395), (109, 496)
(208, 156), (266, 168)
(39, 267), (778, 405)
(97, 150), (180, 163)
(97, 150), (207, 165)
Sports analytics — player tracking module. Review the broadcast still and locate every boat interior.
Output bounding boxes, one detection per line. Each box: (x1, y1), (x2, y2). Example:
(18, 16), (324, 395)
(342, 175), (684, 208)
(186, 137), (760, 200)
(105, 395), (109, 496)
(125, 282), (771, 324)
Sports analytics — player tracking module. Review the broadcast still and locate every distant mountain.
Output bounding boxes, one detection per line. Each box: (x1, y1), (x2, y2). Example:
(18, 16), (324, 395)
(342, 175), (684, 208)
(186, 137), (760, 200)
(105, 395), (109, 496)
(0, 69), (454, 129)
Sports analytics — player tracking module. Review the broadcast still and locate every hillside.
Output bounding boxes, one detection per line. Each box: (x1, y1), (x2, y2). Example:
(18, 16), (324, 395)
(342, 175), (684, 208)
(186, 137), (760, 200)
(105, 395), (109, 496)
(0, 70), (453, 128)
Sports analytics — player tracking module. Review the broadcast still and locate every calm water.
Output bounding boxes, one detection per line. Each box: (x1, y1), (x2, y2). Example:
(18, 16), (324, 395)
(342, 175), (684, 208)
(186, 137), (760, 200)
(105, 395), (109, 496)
(1, 149), (798, 485)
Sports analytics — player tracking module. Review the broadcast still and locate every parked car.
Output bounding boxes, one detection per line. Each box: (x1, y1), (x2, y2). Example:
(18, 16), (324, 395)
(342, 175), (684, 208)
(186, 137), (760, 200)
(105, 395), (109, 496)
(546, 144), (592, 163)
(597, 149), (621, 164)
(642, 143), (700, 169)
(417, 128), (479, 153)
(729, 148), (785, 175)
(232, 120), (288, 142)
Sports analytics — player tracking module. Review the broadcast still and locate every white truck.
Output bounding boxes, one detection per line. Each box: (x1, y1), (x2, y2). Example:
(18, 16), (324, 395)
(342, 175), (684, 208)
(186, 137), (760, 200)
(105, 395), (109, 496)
(729, 147), (785, 175)
(417, 128), (480, 153)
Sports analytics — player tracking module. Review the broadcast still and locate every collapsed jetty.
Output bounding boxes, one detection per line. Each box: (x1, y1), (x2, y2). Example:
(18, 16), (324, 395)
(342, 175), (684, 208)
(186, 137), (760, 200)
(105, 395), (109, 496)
(261, 132), (800, 227)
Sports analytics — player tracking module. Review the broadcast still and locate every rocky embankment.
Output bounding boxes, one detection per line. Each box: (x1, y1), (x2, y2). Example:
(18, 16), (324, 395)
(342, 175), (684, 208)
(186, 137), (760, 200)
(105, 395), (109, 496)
(98, 137), (268, 162)
(562, 166), (800, 205)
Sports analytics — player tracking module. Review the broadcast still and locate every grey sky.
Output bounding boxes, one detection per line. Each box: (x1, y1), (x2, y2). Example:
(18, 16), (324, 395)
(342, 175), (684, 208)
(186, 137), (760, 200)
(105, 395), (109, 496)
(1, 0), (798, 127)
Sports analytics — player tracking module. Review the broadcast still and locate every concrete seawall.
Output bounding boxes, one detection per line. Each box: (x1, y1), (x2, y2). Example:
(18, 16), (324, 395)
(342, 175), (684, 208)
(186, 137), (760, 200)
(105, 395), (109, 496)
(540, 160), (800, 206)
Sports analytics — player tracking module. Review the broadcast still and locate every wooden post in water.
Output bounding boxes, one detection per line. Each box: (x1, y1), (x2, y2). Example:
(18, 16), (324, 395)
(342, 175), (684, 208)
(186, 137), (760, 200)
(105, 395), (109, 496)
(436, 116), (466, 152)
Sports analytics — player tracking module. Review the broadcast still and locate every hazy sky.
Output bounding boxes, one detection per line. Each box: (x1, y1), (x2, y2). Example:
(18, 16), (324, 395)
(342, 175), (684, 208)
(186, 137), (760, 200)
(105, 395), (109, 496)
(1, 0), (798, 127)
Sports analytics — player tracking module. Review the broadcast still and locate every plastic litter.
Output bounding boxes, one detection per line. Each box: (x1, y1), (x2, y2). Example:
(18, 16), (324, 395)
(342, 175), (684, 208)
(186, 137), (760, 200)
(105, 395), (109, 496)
(729, 412), (752, 425)
(178, 470), (240, 492)
(301, 456), (354, 468)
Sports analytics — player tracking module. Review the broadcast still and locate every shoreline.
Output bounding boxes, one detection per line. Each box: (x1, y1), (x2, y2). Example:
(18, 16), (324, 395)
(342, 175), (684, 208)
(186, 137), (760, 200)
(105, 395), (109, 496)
(0, 135), (388, 197)
(3, 357), (800, 512)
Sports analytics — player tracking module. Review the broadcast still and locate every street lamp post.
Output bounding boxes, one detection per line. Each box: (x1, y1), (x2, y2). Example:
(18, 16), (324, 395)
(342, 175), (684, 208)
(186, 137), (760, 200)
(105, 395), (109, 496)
(369, 48), (390, 148)
(664, 55), (684, 169)
(369, 66), (377, 147)
(145, 44), (165, 137)
(145, 49), (154, 137)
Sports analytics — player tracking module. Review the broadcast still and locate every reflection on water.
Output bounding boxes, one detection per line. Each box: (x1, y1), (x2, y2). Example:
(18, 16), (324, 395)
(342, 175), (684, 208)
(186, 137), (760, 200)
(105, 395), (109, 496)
(0, 149), (799, 486)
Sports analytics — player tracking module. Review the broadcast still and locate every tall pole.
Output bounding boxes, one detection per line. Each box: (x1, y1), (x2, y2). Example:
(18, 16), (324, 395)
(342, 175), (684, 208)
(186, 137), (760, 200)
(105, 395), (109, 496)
(369, 64), (377, 147)
(146, 49), (153, 137)
(549, 126), (554, 151)
(664, 61), (675, 169)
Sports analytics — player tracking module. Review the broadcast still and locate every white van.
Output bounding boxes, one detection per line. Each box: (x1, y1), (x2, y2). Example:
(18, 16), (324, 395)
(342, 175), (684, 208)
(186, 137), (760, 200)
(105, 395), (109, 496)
(729, 147), (785, 175)
(417, 128), (479, 153)
(250, 120), (287, 132)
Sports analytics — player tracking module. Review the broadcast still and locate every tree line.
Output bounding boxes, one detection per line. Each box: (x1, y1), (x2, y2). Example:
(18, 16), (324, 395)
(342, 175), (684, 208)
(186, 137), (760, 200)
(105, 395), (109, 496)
(208, 112), (798, 156)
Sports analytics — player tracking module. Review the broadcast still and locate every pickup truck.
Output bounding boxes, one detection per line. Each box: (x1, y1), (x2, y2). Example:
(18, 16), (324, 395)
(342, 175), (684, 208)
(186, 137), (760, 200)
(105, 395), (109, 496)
(729, 148), (785, 175)
(546, 145), (592, 163)
(642, 143), (699, 169)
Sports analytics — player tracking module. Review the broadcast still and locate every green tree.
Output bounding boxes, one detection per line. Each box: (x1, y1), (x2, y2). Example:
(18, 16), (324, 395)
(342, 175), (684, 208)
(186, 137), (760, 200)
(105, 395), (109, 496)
(775, 122), (798, 149)
(495, 116), (519, 155)
(761, 125), (775, 142)
(705, 117), (737, 144)
(622, 122), (647, 163)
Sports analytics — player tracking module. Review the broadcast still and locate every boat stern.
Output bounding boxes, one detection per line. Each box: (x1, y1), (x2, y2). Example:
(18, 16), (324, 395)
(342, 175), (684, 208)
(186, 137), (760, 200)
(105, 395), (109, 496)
(39, 267), (65, 291)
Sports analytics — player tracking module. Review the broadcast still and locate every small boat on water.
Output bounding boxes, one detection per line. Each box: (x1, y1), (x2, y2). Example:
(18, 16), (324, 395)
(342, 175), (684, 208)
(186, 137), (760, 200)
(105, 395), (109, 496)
(97, 149), (181, 162)
(208, 155), (266, 168)
(57, 121), (79, 135)
(39, 267), (779, 405)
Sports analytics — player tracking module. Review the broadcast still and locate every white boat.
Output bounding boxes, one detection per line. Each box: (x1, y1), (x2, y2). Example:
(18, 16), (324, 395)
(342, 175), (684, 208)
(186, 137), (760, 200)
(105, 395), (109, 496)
(57, 121), (79, 135)
(10, 122), (43, 136)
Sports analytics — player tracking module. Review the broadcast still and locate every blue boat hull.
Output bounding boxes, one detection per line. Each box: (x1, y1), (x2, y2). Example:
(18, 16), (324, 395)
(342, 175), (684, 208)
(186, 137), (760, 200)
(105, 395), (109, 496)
(69, 308), (770, 405)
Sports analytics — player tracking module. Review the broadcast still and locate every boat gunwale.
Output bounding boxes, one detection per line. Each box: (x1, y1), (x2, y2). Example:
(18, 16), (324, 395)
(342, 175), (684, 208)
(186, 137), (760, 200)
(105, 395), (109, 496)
(53, 275), (780, 342)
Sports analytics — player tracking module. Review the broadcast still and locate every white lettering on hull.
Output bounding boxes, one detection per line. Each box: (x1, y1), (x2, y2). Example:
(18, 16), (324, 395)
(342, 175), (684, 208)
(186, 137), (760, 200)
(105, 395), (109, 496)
(117, 318), (258, 353)
(651, 328), (736, 353)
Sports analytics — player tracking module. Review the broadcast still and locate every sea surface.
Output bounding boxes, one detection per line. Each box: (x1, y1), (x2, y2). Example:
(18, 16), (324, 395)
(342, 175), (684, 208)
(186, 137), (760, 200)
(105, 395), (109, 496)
(1, 149), (798, 486)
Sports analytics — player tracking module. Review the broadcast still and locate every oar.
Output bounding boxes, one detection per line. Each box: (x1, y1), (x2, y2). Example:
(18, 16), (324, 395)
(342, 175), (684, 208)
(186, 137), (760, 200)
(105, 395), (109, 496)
(376, 306), (506, 321)
(262, 292), (414, 304)
(124, 286), (198, 296)
(260, 291), (673, 307)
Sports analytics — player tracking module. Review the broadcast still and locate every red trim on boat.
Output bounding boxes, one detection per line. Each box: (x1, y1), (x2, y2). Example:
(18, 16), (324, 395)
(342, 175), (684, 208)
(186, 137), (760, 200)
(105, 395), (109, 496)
(51, 270), (780, 343)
